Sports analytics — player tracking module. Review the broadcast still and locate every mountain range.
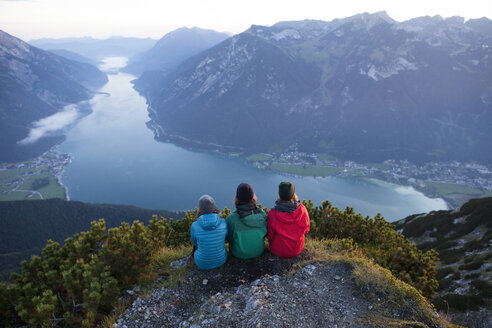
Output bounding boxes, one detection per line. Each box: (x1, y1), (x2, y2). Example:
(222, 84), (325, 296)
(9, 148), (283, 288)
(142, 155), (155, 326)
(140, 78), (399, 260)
(123, 27), (230, 76)
(28, 35), (157, 61)
(0, 30), (107, 162)
(44, 48), (99, 66)
(134, 12), (492, 164)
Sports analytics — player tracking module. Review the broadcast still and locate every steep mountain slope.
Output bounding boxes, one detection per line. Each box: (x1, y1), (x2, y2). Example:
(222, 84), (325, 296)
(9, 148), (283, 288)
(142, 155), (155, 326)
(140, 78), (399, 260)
(123, 27), (230, 76)
(29, 36), (157, 61)
(0, 30), (107, 162)
(135, 12), (492, 164)
(0, 199), (180, 280)
(396, 197), (492, 327)
(45, 48), (99, 66)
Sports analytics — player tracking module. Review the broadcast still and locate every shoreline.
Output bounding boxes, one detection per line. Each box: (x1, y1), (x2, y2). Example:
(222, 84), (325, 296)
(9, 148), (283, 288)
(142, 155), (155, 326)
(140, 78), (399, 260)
(0, 146), (72, 202)
(144, 116), (491, 210)
(51, 146), (71, 201)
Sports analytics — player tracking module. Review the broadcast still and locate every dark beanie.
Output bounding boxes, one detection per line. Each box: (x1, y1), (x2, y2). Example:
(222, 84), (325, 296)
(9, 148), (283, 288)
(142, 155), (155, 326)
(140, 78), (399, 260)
(278, 182), (295, 201)
(236, 183), (254, 203)
(198, 194), (218, 214)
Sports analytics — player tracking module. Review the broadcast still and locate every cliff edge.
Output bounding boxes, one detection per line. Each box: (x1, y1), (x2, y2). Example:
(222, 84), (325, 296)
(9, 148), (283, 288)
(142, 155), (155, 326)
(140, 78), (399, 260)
(115, 241), (456, 328)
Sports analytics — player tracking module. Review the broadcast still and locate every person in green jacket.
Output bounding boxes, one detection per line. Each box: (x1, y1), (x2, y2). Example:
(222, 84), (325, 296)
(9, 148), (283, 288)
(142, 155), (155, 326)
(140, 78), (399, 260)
(226, 183), (267, 259)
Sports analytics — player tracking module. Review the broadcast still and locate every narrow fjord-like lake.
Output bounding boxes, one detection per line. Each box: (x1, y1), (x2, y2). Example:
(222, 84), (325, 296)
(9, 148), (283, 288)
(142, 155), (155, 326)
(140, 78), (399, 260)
(58, 57), (447, 221)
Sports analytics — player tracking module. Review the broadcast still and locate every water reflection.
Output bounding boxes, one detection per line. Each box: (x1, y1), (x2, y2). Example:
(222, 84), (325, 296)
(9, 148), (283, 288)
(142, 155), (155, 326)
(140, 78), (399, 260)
(59, 58), (448, 221)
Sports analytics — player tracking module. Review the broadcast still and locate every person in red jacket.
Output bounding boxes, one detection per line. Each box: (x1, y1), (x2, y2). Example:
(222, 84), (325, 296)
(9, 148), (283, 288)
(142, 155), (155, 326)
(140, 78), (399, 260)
(267, 181), (310, 257)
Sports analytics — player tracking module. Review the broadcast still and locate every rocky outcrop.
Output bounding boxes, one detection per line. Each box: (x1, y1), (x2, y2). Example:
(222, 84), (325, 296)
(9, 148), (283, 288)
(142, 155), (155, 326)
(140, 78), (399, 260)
(396, 197), (492, 328)
(115, 251), (445, 327)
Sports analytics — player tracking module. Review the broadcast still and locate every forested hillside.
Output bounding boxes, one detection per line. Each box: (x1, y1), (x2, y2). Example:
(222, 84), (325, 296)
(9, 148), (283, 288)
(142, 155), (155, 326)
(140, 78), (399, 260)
(0, 199), (444, 327)
(0, 199), (180, 280)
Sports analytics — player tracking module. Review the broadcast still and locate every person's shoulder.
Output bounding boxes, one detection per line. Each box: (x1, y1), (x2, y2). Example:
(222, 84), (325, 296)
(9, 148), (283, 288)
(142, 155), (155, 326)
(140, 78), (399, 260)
(191, 220), (199, 231)
(258, 209), (267, 219)
(219, 218), (228, 230)
(227, 210), (239, 220)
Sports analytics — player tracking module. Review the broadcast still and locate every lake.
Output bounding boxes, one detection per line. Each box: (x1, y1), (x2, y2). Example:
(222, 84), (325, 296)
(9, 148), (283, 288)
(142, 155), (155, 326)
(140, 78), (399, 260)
(58, 57), (448, 221)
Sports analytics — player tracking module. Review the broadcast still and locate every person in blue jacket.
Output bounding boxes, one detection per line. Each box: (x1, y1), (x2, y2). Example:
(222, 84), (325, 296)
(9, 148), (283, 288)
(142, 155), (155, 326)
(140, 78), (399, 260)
(190, 194), (228, 270)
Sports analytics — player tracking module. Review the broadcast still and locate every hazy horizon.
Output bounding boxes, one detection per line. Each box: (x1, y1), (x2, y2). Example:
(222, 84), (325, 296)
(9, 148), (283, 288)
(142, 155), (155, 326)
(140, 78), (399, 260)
(1, 0), (491, 41)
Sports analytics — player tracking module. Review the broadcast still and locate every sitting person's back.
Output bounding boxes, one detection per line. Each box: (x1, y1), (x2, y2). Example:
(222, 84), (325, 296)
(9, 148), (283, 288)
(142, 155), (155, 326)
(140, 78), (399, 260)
(267, 182), (310, 258)
(227, 183), (267, 259)
(190, 195), (228, 270)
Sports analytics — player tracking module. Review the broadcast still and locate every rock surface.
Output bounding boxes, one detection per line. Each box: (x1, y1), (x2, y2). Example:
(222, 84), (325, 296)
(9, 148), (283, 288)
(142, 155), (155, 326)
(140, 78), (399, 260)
(116, 252), (382, 327)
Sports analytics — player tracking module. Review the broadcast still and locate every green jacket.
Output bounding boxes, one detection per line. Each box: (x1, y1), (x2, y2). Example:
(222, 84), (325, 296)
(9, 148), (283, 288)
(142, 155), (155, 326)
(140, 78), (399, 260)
(227, 208), (267, 259)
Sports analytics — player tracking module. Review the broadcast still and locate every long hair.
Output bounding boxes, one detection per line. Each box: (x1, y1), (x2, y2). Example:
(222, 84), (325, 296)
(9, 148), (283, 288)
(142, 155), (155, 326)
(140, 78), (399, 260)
(234, 194), (258, 207)
(277, 193), (299, 202)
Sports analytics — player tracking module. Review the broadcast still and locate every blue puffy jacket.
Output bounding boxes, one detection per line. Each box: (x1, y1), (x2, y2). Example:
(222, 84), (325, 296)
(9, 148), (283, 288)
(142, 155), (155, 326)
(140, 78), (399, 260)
(190, 213), (228, 270)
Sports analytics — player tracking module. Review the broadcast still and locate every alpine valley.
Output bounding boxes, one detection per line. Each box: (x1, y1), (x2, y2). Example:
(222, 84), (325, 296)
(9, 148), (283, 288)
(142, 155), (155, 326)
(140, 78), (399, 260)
(134, 12), (492, 164)
(0, 30), (107, 162)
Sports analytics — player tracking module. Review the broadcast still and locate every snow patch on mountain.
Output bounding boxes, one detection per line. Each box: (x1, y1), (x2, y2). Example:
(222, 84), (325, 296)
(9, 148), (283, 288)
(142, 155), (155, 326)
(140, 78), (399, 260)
(361, 57), (419, 81)
(271, 29), (301, 41)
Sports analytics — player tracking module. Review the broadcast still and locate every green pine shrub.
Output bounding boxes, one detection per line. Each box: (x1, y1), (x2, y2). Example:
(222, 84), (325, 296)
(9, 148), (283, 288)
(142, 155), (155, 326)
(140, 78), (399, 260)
(1, 214), (195, 327)
(303, 200), (439, 298)
(0, 200), (440, 326)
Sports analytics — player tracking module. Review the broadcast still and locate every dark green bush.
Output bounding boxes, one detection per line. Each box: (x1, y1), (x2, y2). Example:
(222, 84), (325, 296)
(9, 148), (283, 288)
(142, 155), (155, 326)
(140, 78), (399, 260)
(459, 258), (485, 271)
(304, 200), (439, 298)
(0, 214), (195, 327)
(439, 249), (464, 265)
(0, 200), (441, 326)
(436, 267), (455, 281)
(434, 294), (485, 312)
(464, 272), (481, 280)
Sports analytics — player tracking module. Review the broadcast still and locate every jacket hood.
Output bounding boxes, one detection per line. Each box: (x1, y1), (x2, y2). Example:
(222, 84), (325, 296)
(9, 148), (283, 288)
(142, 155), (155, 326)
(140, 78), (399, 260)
(271, 203), (306, 224)
(198, 213), (222, 230)
(238, 210), (266, 228)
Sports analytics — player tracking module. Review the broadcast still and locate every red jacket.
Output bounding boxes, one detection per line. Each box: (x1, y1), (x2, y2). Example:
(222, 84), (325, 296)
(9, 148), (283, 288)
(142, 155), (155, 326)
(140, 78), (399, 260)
(267, 203), (310, 257)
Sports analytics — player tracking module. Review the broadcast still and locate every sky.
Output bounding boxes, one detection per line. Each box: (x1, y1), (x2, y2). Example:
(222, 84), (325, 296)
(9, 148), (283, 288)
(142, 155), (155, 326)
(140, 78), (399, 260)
(1, 0), (491, 41)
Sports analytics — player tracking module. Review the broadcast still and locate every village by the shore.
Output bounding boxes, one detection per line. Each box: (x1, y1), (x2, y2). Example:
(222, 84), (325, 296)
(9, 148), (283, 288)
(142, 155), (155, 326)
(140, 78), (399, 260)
(0, 149), (71, 201)
(2, 144), (492, 208)
(245, 145), (492, 208)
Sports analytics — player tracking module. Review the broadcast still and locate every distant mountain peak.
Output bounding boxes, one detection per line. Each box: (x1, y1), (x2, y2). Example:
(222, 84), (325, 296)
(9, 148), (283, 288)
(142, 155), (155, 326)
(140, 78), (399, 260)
(134, 13), (492, 164)
(0, 30), (108, 162)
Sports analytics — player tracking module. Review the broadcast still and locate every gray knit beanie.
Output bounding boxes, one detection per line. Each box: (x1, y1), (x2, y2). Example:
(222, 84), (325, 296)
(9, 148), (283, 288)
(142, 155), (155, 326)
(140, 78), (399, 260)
(198, 194), (219, 215)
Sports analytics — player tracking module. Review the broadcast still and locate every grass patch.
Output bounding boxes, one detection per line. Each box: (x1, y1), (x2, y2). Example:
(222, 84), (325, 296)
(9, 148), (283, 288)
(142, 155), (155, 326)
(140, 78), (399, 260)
(0, 167), (65, 201)
(427, 182), (488, 196)
(160, 263), (192, 288)
(365, 162), (392, 171)
(150, 245), (192, 275)
(150, 245), (193, 288)
(246, 153), (273, 161)
(100, 245), (192, 327)
(303, 239), (456, 327)
(0, 167), (34, 183)
(35, 176), (65, 199)
(270, 163), (343, 177)
(0, 191), (39, 201)
(315, 153), (338, 161)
